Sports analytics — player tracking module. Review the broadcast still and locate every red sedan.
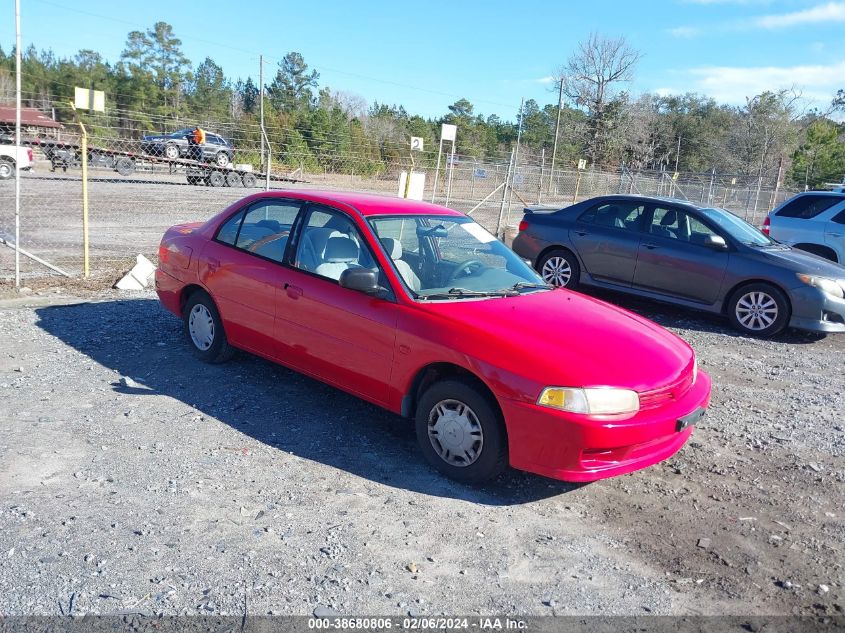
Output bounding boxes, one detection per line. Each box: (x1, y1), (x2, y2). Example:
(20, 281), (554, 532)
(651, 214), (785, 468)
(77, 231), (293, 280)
(156, 190), (711, 483)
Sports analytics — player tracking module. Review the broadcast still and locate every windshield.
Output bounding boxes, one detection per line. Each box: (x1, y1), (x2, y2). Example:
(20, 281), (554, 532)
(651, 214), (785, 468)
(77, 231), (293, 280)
(698, 207), (774, 246)
(369, 215), (546, 300)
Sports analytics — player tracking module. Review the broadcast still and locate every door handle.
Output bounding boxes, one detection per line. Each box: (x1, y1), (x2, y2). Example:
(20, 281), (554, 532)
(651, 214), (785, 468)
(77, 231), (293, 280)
(829, 232), (843, 238)
(643, 243), (660, 250)
(574, 230), (590, 237)
(284, 283), (303, 299)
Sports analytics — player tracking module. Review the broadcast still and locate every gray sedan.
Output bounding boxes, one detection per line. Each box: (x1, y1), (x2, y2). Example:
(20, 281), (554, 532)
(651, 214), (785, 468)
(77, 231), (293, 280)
(511, 195), (845, 337)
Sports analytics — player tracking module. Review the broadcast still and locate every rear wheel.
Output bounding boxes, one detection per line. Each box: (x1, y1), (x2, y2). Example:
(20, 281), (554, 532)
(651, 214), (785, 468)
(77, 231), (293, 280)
(538, 248), (580, 288)
(225, 171), (242, 187)
(115, 157), (135, 176)
(182, 291), (235, 363)
(241, 172), (257, 187)
(164, 143), (179, 160)
(727, 283), (790, 337)
(415, 379), (508, 483)
(208, 170), (225, 187)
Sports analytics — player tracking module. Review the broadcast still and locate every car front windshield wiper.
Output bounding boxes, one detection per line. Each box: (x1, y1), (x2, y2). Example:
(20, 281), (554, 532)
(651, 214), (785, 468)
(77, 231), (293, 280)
(508, 281), (552, 292)
(417, 287), (519, 300)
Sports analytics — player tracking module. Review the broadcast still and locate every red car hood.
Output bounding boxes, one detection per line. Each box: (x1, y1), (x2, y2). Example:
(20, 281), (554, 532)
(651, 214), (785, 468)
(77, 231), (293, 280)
(413, 289), (694, 393)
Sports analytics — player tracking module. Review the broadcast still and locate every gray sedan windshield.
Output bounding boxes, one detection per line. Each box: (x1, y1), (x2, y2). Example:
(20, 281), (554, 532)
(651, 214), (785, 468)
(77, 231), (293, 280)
(699, 208), (773, 246)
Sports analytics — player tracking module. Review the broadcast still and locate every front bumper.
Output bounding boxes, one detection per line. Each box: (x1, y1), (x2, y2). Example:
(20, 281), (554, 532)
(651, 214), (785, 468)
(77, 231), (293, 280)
(501, 370), (712, 482)
(788, 285), (845, 333)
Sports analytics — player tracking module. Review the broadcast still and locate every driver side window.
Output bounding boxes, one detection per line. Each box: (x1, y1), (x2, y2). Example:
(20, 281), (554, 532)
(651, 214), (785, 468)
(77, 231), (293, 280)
(293, 206), (391, 294)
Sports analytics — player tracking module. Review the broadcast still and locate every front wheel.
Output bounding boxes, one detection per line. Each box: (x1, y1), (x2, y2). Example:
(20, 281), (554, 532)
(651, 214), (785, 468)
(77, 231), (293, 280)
(538, 248), (580, 288)
(182, 291), (235, 363)
(415, 379), (508, 483)
(727, 283), (790, 337)
(0, 159), (13, 180)
(215, 151), (230, 167)
(164, 143), (180, 160)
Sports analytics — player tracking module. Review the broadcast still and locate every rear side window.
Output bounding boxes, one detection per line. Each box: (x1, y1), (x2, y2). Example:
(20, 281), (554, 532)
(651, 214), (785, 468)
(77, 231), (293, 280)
(775, 195), (841, 219)
(579, 201), (645, 231)
(833, 209), (845, 225)
(215, 200), (302, 263)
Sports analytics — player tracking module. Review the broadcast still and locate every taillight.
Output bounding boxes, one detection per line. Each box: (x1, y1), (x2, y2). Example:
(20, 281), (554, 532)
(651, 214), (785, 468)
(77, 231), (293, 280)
(27, 148), (33, 162)
(518, 219), (529, 232)
(158, 243), (169, 264)
(762, 216), (771, 235)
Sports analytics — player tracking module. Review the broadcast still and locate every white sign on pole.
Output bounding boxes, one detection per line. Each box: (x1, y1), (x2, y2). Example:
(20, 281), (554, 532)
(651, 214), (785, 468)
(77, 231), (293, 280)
(410, 137), (424, 152)
(398, 172), (426, 200)
(441, 124), (457, 142)
(74, 87), (105, 112)
(577, 159), (587, 170)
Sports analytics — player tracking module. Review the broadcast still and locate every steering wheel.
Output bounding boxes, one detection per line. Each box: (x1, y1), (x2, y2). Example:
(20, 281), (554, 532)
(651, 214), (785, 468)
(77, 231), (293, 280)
(447, 259), (485, 284)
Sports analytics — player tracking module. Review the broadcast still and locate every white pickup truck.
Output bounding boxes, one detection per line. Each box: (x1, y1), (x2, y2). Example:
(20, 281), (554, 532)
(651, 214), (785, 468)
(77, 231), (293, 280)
(0, 144), (34, 180)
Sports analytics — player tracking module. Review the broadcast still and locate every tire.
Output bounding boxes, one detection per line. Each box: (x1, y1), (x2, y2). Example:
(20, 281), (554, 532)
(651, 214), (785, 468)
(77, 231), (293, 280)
(727, 282), (790, 337)
(164, 144), (179, 160)
(415, 379), (508, 483)
(241, 172), (257, 188)
(225, 171), (242, 187)
(215, 151), (230, 167)
(186, 176), (199, 185)
(0, 159), (13, 180)
(208, 171), (225, 187)
(182, 291), (235, 364)
(538, 248), (580, 289)
(115, 157), (135, 176)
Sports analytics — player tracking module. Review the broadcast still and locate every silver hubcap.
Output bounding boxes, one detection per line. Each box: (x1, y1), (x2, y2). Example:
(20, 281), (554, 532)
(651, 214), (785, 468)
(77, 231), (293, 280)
(165, 145), (178, 159)
(188, 304), (215, 350)
(216, 153), (229, 166)
(427, 399), (484, 467)
(542, 256), (572, 287)
(735, 291), (778, 331)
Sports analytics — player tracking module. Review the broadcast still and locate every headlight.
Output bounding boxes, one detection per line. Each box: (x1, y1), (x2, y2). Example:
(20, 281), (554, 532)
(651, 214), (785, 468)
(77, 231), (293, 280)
(797, 274), (845, 299)
(537, 387), (640, 415)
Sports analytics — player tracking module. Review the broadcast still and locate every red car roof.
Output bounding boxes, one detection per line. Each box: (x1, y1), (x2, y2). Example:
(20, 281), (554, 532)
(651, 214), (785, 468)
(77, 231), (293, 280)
(269, 189), (465, 218)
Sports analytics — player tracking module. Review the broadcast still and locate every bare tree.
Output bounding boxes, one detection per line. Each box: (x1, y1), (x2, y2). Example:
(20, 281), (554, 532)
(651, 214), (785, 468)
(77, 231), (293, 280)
(558, 33), (640, 166)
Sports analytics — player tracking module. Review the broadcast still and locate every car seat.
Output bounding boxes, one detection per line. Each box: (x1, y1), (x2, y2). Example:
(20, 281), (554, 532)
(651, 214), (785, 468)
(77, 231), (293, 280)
(652, 210), (678, 239)
(381, 238), (421, 291)
(315, 236), (361, 280)
(299, 228), (343, 271)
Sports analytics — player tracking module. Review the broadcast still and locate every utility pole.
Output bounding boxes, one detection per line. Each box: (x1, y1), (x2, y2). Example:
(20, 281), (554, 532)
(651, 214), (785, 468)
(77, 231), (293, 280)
(674, 134), (682, 174)
(14, 0), (21, 287)
(548, 78), (563, 194)
(259, 55), (265, 172)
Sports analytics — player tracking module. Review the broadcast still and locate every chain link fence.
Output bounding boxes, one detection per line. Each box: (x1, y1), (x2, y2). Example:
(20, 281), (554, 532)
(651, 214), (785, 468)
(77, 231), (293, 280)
(0, 107), (799, 281)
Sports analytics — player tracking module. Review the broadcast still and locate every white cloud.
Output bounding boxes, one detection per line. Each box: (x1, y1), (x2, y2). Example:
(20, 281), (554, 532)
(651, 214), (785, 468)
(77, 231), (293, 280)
(536, 76), (556, 84)
(686, 60), (845, 104)
(668, 26), (701, 38)
(754, 2), (845, 28)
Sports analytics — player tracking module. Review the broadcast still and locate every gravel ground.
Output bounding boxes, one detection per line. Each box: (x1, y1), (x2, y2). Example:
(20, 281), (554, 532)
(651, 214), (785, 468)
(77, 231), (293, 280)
(0, 286), (843, 617)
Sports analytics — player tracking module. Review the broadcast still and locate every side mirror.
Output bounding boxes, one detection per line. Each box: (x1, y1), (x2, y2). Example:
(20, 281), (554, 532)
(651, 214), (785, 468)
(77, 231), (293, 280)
(339, 268), (380, 295)
(704, 235), (728, 250)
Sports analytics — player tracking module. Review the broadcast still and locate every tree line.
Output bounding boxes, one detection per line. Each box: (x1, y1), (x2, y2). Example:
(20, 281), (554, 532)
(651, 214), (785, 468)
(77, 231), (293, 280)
(0, 24), (842, 187)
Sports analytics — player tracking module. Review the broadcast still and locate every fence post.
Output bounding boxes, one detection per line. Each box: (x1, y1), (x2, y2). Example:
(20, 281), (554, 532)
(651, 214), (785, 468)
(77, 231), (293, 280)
(707, 168), (715, 206)
(496, 148), (515, 239)
(537, 148), (544, 204)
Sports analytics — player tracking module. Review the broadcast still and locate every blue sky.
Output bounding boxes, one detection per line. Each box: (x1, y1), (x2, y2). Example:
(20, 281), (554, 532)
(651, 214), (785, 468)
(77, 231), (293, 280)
(4, 0), (845, 120)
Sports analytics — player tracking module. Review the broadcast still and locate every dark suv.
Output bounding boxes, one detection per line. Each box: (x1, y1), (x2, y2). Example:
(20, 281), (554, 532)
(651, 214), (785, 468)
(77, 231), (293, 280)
(140, 128), (234, 167)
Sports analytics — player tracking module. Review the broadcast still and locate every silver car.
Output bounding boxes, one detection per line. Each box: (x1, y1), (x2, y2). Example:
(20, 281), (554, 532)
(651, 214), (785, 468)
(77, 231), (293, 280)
(512, 195), (845, 337)
(764, 191), (845, 264)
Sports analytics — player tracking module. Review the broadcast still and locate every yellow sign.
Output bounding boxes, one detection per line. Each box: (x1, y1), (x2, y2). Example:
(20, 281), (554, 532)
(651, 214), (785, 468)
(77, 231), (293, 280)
(74, 87), (105, 112)
(672, 172), (679, 181)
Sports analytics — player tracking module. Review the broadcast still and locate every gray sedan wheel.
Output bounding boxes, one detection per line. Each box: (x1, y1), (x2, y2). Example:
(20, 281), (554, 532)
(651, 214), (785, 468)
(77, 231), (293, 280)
(538, 249), (580, 289)
(727, 283), (789, 337)
(164, 144), (179, 160)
